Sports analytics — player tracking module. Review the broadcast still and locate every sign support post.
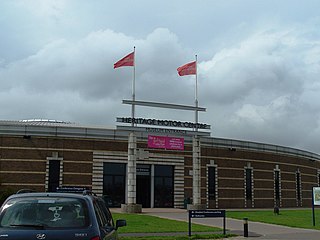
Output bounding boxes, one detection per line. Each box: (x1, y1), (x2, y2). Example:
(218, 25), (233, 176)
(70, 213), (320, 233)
(312, 190), (315, 226)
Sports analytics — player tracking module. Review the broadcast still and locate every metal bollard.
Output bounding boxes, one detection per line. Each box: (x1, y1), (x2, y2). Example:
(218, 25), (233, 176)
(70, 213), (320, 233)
(243, 217), (248, 237)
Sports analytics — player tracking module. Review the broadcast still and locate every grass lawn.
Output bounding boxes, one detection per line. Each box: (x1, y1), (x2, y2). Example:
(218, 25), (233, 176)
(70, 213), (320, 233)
(113, 213), (220, 233)
(112, 209), (320, 239)
(119, 234), (232, 240)
(227, 209), (320, 230)
(112, 213), (235, 239)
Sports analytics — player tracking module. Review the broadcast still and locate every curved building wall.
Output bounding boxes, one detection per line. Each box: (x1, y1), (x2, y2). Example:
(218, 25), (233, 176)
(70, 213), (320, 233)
(0, 121), (319, 209)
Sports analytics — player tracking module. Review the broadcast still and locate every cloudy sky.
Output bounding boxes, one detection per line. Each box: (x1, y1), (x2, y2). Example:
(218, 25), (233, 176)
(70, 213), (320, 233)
(1, 0), (320, 153)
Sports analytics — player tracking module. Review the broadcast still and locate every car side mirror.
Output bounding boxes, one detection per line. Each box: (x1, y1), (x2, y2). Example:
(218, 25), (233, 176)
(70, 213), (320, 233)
(116, 219), (126, 229)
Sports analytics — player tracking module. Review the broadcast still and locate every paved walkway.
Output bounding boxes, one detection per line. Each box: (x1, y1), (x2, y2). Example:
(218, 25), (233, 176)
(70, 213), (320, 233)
(112, 208), (320, 239)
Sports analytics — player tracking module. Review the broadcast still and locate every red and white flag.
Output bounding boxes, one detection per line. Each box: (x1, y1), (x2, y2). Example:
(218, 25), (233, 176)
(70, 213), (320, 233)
(177, 61), (196, 76)
(114, 51), (134, 69)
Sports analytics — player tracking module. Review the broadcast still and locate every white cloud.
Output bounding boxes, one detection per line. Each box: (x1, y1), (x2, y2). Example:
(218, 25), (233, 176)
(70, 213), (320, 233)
(197, 25), (320, 151)
(16, 0), (66, 18)
(1, 0), (320, 153)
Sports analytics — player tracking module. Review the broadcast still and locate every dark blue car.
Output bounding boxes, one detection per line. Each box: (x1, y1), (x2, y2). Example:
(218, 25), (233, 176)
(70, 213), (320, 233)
(0, 191), (126, 240)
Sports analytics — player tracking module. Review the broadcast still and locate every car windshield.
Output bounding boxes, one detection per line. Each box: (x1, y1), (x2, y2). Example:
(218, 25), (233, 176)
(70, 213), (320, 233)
(0, 196), (89, 229)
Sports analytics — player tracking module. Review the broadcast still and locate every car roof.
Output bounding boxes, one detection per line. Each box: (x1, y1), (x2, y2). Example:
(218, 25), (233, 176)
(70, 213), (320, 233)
(5, 192), (96, 201)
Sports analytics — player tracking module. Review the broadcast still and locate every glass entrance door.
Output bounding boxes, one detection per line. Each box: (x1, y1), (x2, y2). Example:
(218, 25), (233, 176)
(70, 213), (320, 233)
(103, 163), (126, 207)
(136, 164), (151, 207)
(154, 165), (174, 207)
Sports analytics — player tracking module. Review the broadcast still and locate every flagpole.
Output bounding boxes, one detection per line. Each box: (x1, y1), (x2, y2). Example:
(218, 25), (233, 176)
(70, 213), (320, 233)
(195, 54), (198, 132)
(132, 46), (136, 127)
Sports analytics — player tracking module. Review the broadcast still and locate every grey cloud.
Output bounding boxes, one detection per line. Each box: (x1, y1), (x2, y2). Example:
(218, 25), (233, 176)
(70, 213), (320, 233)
(1, 1), (320, 153)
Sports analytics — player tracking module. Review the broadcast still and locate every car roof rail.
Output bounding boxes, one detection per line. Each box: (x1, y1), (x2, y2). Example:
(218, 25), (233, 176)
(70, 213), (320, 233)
(16, 189), (37, 194)
(56, 186), (91, 194)
(82, 190), (97, 196)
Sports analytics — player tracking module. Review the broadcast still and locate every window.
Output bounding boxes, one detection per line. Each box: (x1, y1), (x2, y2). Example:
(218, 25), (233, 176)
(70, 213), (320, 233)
(245, 168), (252, 200)
(48, 160), (60, 192)
(154, 165), (174, 208)
(274, 171), (280, 201)
(93, 200), (107, 227)
(0, 197), (89, 228)
(296, 171), (301, 201)
(97, 199), (114, 227)
(208, 167), (216, 200)
(103, 163), (126, 207)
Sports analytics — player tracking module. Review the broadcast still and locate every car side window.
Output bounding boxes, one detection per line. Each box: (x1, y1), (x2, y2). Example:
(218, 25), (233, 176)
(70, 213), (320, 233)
(93, 200), (109, 227)
(97, 199), (114, 227)
(93, 201), (105, 227)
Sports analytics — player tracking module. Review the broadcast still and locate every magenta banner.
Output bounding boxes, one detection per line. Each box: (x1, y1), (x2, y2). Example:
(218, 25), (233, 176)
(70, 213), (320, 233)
(148, 135), (166, 149)
(148, 135), (184, 150)
(166, 137), (184, 150)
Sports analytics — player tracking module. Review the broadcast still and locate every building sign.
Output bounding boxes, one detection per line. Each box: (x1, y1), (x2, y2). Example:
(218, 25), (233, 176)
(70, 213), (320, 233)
(148, 135), (166, 149)
(116, 125), (211, 136)
(146, 127), (187, 135)
(313, 187), (320, 206)
(188, 210), (226, 236)
(117, 117), (210, 130)
(148, 135), (184, 150)
(189, 210), (226, 218)
(167, 137), (184, 150)
(137, 165), (151, 176)
(312, 187), (320, 226)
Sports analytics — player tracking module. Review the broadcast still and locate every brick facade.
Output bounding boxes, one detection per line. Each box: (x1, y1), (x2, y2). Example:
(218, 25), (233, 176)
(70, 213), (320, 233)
(0, 121), (319, 209)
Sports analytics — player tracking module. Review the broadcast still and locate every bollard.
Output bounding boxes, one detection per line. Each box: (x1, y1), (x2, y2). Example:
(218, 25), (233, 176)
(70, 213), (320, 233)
(243, 217), (248, 237)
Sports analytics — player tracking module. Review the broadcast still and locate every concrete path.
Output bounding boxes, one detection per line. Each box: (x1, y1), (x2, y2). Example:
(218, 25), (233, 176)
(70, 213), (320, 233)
(142, 208), (320, 239)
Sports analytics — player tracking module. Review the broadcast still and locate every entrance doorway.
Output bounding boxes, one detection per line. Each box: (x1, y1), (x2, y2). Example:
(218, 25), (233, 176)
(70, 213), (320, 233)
(154, 165), (174, 207)
(103, 163), (126, 207)
(136, 164), (151, 207)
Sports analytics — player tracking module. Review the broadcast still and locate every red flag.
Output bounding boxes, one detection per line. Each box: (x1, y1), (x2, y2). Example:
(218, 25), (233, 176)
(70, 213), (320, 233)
(177, 61), (196, 76)
(114, 51), (134, 69)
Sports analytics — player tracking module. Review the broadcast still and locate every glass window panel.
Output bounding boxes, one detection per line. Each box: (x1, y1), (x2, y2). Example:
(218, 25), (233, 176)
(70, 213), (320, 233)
(0, 197), (89, 228)
(208, 167), (216, 200)
(104, 163), (125, 175)
(245, 169), (252, 200)
(275, 171), (280, 201)
(155, 165), (173, 177)
(103, 163), (126, 207)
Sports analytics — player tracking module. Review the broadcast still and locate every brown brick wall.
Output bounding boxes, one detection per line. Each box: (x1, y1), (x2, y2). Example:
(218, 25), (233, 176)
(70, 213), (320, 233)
(1, 173), (45, 183)
(254, 179), (274, 189)
(1, 134), (320, 209)
(0, 161), (46, 172)
(62, 174), (92, 185)
(62, 151), (92, 162)
(200, 147), (320, 208)
(254, 171), (273, 180)
(63, 162), (91, 174)
(254, 199), (274, 208)
(254, 189), (274, 198)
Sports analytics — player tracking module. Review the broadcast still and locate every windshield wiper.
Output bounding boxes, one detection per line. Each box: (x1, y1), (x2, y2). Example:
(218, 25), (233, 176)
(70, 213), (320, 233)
(10, 224), (47, 229)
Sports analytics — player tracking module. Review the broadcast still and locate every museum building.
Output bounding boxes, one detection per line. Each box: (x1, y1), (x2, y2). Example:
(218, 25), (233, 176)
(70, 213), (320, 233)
(0, 119), (319, 209)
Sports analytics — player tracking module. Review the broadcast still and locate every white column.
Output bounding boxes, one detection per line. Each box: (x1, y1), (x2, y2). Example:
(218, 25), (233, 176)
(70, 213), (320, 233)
(192, 136), (201, 205)
(127, 132), (137, 204)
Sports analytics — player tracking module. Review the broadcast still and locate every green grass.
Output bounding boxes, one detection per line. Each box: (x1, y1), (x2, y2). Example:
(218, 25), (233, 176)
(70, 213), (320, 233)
(112, 213), (235, 239)
(113, 213), (221, 233)
(119, 234), (235, 240)
(227, 209), (320, 230)
(112, 209), (320, 239)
